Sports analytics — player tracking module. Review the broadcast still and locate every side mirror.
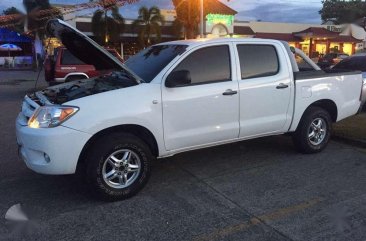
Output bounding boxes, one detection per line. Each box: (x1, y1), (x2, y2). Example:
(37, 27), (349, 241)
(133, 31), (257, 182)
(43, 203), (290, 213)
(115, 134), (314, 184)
(165, 70), (191, 88)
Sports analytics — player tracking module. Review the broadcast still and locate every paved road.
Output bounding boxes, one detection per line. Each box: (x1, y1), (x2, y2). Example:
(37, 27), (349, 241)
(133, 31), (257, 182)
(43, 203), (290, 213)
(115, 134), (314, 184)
(1, 79), (366, 241)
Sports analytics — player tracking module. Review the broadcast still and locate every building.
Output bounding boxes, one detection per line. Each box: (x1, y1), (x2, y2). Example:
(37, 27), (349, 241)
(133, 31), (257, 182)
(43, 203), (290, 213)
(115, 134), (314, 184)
(58, 0), (366, 58)
(0, 28), (34, 69)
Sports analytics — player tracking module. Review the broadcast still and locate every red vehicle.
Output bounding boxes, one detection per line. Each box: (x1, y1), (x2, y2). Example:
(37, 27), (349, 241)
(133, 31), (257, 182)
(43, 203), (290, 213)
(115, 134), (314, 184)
(44, 47), (123, 85)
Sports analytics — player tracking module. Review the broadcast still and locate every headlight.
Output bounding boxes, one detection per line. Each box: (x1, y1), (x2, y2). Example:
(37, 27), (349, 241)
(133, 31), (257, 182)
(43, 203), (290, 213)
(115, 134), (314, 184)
(28, 106), (79, 128)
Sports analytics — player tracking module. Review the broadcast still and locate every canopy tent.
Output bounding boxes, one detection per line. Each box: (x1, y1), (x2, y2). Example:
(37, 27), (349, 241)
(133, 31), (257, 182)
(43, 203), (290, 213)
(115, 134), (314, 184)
(0, 28), (32, 57)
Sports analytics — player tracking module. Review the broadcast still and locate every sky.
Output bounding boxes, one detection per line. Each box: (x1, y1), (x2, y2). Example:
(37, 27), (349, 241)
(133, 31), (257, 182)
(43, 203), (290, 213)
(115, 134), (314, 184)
(0, 0), (324, 24)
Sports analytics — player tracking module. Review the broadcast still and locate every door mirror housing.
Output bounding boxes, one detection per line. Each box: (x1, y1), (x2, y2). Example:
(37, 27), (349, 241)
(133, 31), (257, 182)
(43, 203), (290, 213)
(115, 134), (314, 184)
(165, 70), (191, 88)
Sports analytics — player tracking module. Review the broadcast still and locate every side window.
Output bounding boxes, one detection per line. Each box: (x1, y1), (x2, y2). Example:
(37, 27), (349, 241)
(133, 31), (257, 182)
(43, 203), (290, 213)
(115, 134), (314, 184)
(61, 49), (86, 65)
(237, 45), (279, 79)
(173, 45), (231, 85)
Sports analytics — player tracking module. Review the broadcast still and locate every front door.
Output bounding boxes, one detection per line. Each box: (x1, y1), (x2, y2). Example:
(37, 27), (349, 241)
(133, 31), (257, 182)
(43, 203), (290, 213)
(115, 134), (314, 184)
(162, 45), (240, 151)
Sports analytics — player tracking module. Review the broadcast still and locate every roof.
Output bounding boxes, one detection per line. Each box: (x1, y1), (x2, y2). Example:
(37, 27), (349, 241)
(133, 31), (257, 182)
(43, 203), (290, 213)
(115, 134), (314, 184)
(234, 26), (255, 35)
(255, 32), (302, 42)
(331, 35), (363, 42)
(204, 0), (238, 15)
(293, 27), (339, 38)
(157, 38), (284, 48)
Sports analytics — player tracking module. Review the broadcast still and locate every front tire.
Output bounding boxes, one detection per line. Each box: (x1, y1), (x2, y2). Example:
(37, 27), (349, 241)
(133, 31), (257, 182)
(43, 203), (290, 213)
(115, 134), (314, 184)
(292, 107), (332, 154)
(85, 133), (152, 201)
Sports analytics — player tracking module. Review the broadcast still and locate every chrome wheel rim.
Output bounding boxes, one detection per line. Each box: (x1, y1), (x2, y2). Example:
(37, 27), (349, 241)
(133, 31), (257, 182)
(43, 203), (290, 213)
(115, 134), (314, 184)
(102, 149), (141, 189)
(308, 118), (327, 146)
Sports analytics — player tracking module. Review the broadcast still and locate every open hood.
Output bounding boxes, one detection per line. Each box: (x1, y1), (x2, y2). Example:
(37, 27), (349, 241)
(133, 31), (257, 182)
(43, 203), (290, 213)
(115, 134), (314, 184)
(46, 19), (141, 83)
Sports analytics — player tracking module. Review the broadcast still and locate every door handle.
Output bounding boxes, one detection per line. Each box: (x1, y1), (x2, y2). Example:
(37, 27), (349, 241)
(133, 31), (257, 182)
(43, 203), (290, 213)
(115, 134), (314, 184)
(276, 83), (289, 89)
(222, 89), (238, 96)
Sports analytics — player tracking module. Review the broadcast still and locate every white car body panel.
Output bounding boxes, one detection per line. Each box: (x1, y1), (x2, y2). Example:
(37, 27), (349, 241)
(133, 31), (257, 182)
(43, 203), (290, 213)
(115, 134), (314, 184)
(161, 42), (240, 151)
(233, 41), (294, 138)
(62, 83), (166, 156)
(289, 73), (363, 132)
(15, 37), (364, 175)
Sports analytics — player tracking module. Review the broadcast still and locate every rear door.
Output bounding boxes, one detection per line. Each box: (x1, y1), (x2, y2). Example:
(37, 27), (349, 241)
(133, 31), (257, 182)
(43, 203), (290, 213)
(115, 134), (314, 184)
(162, 44), (240, 151)
(235, 42), (293, 138)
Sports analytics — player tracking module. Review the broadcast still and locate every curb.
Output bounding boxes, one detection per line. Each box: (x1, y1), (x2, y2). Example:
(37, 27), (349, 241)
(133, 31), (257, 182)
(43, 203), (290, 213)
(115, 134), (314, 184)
(333, 135), (366, 149)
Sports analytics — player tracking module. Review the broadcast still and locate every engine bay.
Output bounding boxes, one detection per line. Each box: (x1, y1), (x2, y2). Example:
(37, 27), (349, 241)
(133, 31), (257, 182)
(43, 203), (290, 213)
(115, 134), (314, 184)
(42, 71), (138, 104)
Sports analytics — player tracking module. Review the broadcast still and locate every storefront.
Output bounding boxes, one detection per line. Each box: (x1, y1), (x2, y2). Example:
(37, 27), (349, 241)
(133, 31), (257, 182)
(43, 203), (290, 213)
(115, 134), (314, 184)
(0, 28), (34, 69)
(292, 27), (362, 57)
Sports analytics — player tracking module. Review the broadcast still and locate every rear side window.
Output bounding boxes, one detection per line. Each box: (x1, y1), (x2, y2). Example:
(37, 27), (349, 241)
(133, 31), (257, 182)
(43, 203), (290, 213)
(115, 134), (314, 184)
(173, 45), (231, 84)
(61, 49), (86, 65)
(237, 45), (279, 79)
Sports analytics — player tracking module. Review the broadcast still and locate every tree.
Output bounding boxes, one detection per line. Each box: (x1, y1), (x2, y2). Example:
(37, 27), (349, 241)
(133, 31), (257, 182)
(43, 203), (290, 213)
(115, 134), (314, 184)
(2, 7), (22, 16)
(132, 6), (164, 48)
(319, 0), (366, 24)
(172, 0), (200, 39)
(23, 0), (63, 38)
(1, 7), (23, 33)
(172, 18), (184, 39)
(91, 0), (125, 45)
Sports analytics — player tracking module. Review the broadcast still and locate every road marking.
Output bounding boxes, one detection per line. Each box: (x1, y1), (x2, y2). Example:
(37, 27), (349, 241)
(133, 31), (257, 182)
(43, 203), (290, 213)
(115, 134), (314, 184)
(192, 198), (323, 241)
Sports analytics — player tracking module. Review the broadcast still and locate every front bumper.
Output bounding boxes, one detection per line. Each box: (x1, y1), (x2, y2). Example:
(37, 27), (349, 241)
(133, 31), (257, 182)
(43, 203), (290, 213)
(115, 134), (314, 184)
(16, 117), (92, 175)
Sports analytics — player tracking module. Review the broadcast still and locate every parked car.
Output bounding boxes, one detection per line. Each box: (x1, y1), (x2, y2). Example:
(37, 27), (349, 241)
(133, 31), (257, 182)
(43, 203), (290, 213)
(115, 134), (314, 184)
(44, 46), (123, 85)
(317, 52), (349, 69)
(333, 55), (366, 109)
(16, 20), (366, 201)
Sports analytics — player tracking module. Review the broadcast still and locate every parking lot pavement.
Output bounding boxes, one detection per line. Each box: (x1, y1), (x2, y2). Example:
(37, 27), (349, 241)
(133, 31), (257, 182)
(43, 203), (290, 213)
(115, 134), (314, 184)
(1, 81), (366, 241)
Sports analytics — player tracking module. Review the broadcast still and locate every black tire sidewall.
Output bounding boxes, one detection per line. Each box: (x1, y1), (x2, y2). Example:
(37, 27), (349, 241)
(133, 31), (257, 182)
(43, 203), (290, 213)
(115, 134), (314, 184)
(86, 133), (152, 201)
(294, 107), (332, 153)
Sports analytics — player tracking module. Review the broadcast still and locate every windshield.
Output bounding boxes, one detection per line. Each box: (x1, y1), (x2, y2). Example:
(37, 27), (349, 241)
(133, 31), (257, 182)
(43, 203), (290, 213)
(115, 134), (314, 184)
(333, 57), (366, 72)
(124, 45), (188, 83)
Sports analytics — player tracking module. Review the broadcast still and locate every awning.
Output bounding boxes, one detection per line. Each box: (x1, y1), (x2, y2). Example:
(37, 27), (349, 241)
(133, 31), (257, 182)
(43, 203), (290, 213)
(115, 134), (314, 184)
(293, 27), (339, 38)
(234, 26), (255, 35)
(255, 32), (302, 42)
(330, 35), (363, 42)
(203, 0), (237, 15)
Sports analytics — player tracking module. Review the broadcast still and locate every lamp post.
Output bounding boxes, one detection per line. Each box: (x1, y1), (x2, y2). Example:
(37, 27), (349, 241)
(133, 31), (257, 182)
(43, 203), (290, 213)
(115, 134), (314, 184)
(200, 0), (204, 38)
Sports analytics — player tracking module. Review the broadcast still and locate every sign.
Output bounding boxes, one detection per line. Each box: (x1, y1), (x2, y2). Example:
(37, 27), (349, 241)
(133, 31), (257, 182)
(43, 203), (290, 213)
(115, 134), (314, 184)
(161, 9), (177, 21)
(206, 14), (234, 26)
(326, 25), (343, 33)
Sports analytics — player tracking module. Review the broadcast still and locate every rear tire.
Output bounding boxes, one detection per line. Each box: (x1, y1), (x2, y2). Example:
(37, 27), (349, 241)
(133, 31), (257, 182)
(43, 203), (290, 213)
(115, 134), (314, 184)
(292, 107), (332, 154)
(85, 133), (152, 201)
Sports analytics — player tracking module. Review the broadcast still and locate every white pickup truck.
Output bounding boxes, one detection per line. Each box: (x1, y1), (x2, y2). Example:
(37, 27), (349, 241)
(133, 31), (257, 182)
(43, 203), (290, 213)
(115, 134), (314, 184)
(16, 20), (366, 200)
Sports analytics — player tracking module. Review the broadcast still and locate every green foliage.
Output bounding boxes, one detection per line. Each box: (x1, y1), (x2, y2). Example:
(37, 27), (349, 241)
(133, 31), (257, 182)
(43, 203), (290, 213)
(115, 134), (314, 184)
(132, 6), (164, 48)
(172, 0), (200, 39)
(23, 0), (63, 39)
(91, 5), (125, 45)
(320, 0), (366, 24)
(2, 7), (22, 15)
(172, 18), (184, 39)
(1, 7), (23, 33)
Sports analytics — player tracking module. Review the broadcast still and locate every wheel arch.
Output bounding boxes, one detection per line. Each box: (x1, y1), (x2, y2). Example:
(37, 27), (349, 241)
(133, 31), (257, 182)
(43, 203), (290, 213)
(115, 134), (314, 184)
(304, 99), (338, 122)
(65, 73), (89, 82)
(77, 124), (159, 174)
